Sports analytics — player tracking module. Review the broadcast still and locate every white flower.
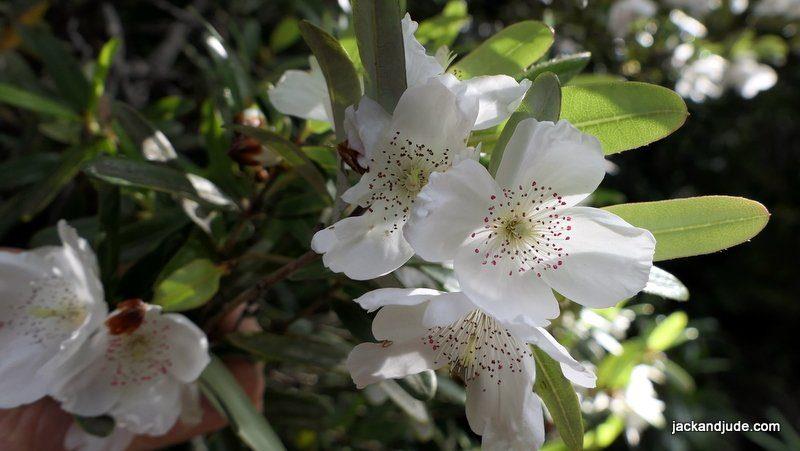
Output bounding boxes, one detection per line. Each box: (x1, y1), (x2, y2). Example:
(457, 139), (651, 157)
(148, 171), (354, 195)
(0, 221), (107, 408)
(753, 0), (800, 19)
(611, 364), (666, 445)
(675, 54), (728, 102)
(64, 424), (135, 451)
(269, 14), (530, 133)
(405, 119), (656, 323)
(346, 288), (595, 450)
(666, 0), (721, 17)
(52, 300), (209, 437)
(725, 56), (777, 99)
(608, 0), (657, 38)
(311, 77), (478, 279)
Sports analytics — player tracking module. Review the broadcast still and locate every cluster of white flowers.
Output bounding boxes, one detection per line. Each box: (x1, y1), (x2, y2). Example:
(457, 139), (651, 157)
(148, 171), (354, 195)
(675, 52), (777, 102)
(0, 221), (210, 450)
(272, 14), (656, 450)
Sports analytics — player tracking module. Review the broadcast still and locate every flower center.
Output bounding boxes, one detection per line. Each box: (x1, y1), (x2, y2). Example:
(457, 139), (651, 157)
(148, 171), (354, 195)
(470, 181), (573, 277)
(403, 165), (428, 195)
(422, 309), (530, 384)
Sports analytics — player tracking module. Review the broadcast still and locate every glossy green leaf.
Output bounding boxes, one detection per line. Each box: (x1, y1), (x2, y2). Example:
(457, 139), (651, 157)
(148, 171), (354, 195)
(84, 157), (235, 208)
(152, 259), (224, 312)
(489, 72), (561, 176)
(19, 26), (91, 111)
(415, 0), (469, 49)
(269, 16), (301, 53)
(604, 196), (770, 261)
(561, 81), (688, 154)
(297, 21), (361, 138)
(226, 332), (347, 368)
(643, 266), (689, 301)
(647, 311), (688, 352)
(566, 73), (625, 86)
(524, 52), (591, 84)
(113, 102), (177, 161)
(352, 0), (407, 112)
(533, 347), (584, 451)
(0, 82), (79, 119)
(200, 356), (286, 451)
(449, 21), (553, 79)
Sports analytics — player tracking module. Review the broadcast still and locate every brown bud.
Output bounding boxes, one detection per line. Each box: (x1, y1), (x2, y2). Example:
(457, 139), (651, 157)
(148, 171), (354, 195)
(228, 135), (266, 167)
(337, 140), (368, 174)
(105, 298), (147, 335)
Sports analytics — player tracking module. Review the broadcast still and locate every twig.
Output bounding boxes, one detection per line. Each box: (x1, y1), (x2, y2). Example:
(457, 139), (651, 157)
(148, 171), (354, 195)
(204, 249), (320, 333)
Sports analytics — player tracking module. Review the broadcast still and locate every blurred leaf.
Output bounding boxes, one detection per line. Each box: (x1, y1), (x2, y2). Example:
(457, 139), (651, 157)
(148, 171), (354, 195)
(0, 152), (60, 191)
(663, 359), (695, 392)
(231, 125), (330, 201)
(561, 81), (688, 154)
(597, 339), (646, 389)
(113, 102), (177, 162)
(270, 16), (301, 53)
(604, 196), (770, 261)
(200, 356), (286, 451)
(297, 21), (362, 138)
(489, 72), (560, 175)
(524, 52), (591, 84)
(415, 0), (469, 49)
(74, 415), (115, 438)
(198, 19), (253, 110)
(84, 157), (235, 209)
(352, 0), (407, 112)
(643, 266), (689, 301)
(378, 379), (431, 424)
(97, 185), (120, 290)
(398, 370), (437, 401)
(647, 311), (688, 352)
(302, 146), (338, 173)
(0, 82), (79, 119)
(226, 332), (347, 368)
(533, 347), (583, 451)
(19, 25), (91, 111)
(153, 259), (224, 312)
(88, 38), (120, 118)
(449, 21), (553, 79)
(585, 414), (625, 448)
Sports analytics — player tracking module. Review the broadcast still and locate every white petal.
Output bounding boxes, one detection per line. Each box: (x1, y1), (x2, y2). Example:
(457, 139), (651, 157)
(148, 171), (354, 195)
(311, 213), (415, 280)
(459, 75), (532, 130)
(402, 13), (445, 87)
(561, 363), (598, 389)
(405, 159), (499, 262)
(344, 96), (391, 166)
(495, 119), (605, 207)
(465, 355), (543, 450)
(454, 237), (560, 322)
(528, 327), (597, 388)
(0, 342), (56, 407)
(162, 313), (211, 383)
(52, 333), (120, 417)
(113, 375), (183, 435)
(354, 287), (442, 312)
(346, 340), (440, 389)
(422, 291), (478, 328)
(372, 303), (429, 342)
(268, 56), (333, 123)
(540, 206), (655, 308)
(64, 423), (136, 451)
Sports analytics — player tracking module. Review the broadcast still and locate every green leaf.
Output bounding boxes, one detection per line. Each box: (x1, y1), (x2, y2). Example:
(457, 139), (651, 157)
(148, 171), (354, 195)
(524, 52), (591, 84)
(231, 125), (331, 201)
(19, 25), (91, 111)
(269, 16), (301, 53)
(643, 266), (689, 301)
(597, 339), (646, 389)
(415, 0), (469, 49)
(398, 370), (437, 401)
(0, 152), (61, 191)
(200, 356), (286, 451)
(84, 157), (235, 208)
(226, 332), (347, 368)
(352, 0), (407, 112)
(74, 415), (115, 438)
(604, 196), (770, 261)
(448, 21), (553, 79)
(0, 82), (79, 119)
(647, 311), (688, 352)
(533, 347), (584, 451)
(489, 72), (561, 176)
(198, 18), (253, 110)
(152, 259), (224, 312)
(88, 38), (120, 117)
(566, 73), (625, 86)
(297, 21), (362, 139)
(561, 81), (688, 154)
(113, 102), (177, 161)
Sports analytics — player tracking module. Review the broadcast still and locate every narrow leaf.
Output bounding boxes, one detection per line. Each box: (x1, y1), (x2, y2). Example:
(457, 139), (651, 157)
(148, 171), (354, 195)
(415, 0), (469, 49)
(604, 196), (769, 261)
(88, 38), (120, 117)
(561, 82), (688, 154)
(0, 83), (79, 119)
(398, 370), (438, 401)
(200, 356), (285, 451)
(226, 332), (347, 368)
(489, 72), (561, 176)
(524, 52), (591, 84)
(643, 266), (689, 301)
(152, 259), (224, 312)
(352, 0), (407, 112)
(297, 21), (361, 138)
(647, 311), (688, 352)
(113, 102), (177, 162)
(533, 347), (584, 451)
(449, 21), (553, 79)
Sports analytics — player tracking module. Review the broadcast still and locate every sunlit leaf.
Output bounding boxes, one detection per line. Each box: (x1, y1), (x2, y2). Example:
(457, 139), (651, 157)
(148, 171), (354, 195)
(604, 196), (770, 261)
(561, 81), (688, 154)
(533, 347), (584, 451)
(449, 21), (553, 79)
(415, 0), (469, 49)
(269, 16), (301, 53)
(88, 38), (120, 117)
(646, 311), (688, 352)
(524, 52), (591, 84)
(597, 339), (646, 389)
(153, 259), (224, 312)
